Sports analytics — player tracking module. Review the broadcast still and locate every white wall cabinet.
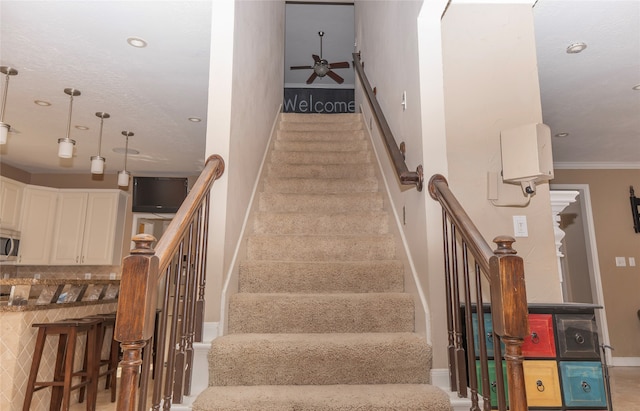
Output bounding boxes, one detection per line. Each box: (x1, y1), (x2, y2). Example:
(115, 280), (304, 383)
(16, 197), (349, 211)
(17, 186), (58, 265)
(0, 176), (25, 232)
(50, 190), (128, 265)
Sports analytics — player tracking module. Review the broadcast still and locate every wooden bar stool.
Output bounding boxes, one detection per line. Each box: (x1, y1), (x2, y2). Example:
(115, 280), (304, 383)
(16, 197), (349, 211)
(23, 318), (101, 411)
(79, 312), (119, 403)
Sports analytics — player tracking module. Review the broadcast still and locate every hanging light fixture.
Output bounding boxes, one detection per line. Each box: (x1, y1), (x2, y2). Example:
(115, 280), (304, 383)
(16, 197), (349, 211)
(57, 88), (81, 158)
(118, 131), (133, 187)
(0, 66), (18, 145)
(90, 112), (110, 174)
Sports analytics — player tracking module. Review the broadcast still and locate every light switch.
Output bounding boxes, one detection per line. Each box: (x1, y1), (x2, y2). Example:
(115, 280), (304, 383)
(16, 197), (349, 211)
(629, 257), (636, 267)
(615, 257), (626, 267)
(513, 215), (528, 237)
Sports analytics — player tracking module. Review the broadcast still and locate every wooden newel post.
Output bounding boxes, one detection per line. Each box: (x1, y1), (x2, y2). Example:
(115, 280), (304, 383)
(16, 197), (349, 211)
(489, 235), (529, 411)
(115, 234), (159, 411)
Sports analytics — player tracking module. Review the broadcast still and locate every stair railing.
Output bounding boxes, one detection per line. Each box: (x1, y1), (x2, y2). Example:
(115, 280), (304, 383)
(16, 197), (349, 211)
(115, 154), (225, 411)
(352, 52), (424, 191)
(429, 174), (529, 411)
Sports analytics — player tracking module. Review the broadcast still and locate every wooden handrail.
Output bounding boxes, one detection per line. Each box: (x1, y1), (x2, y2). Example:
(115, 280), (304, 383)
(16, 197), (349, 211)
(428, 174), (529, 411)
(115, 154), (225, 411)
(352, 52), (423, 191)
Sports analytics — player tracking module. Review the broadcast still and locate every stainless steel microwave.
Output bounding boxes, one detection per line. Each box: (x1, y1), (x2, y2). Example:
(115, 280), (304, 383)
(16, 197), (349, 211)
(0, 231), (20, 262)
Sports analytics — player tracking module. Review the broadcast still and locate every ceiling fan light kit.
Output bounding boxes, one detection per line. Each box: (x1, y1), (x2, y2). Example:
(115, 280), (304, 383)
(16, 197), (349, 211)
(57, 88), (81, 158)
(0, 66), (19, 145)
(90, 112), (110, 174)
(290, 30), (350, 85)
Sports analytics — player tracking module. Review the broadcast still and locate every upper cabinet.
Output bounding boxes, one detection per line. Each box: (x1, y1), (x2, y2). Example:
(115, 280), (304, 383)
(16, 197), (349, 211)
(13, 181), (129, 266)
(18, 185), (59, 265)
(0, 176), (25, 232)
(50, 190), (128, 266)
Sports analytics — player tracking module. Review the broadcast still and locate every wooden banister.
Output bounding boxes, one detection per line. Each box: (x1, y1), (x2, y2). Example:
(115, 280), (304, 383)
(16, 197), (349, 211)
(428, 174), (529, 411)
(352, 52), (423, 191)
(114, 154), (225, 411)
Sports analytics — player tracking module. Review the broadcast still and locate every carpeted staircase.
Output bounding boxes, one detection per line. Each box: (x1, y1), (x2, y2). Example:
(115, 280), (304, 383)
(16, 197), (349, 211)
(192, 113), (452, 411)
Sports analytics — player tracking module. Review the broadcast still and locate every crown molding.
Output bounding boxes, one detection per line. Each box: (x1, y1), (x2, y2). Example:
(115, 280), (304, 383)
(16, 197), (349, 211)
(554, 162), (640, 170)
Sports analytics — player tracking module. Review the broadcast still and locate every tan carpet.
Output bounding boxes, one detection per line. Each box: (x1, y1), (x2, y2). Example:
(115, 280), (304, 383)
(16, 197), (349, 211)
(193, 113), (451, 411)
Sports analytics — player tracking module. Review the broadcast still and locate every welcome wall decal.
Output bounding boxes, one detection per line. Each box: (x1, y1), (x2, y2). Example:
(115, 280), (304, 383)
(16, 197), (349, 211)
(284, 88), (355, 114)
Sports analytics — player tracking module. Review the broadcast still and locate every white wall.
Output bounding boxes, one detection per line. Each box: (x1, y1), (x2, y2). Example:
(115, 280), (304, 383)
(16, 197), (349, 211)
(355, 0), (563, 370)
(204, 0), (285, 321)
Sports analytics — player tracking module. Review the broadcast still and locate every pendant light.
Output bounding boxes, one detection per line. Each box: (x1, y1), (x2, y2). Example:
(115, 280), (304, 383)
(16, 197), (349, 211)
(118, 131), (133, 187)
(90, 112), (110, 174)
(0, 66), (18, 145)
(57, 88), (81, 158)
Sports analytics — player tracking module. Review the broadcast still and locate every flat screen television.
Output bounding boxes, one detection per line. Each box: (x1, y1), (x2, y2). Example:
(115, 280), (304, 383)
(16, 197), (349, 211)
(132, 177), (188, 213)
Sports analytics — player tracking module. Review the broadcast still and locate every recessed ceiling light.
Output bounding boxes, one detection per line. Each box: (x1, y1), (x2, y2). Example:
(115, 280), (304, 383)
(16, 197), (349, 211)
(554, 132), (569, 138)
(34, 100), (51, 106)
(75, 125), (89, 131)
(566, 42), (587, 54)
(633, 84), (640, 91)
(127, 37), (148, 48)
(188, 117), (202, 122)
(113, 147), (140, 155)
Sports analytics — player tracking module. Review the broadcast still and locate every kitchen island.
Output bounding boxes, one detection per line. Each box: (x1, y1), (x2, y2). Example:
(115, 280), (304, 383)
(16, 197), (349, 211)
(0, 278), (120, 411)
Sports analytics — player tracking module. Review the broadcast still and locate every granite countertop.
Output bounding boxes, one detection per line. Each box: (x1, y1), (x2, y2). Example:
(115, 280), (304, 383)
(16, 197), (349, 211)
(0, 278), (120, 312)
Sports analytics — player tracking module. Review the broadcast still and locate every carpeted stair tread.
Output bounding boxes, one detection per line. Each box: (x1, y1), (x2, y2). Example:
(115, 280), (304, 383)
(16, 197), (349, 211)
(192, 384), (453, 411)
(238, 260), (404, 293)
(277, 129), (365, 141)
(253, 211), (388, 235)
(280, 113), (361, 123)
(274, 139), (369, 152)
(267, 163), (375, 179)
(279, 121), (363, 132)
(270, 150), (372, 165)
(208, 332), (431, 386)
(246, 234), (396, 261)
(263, 176), (378, 194)
(228, 292), (415, 334)
(257, 192), (384, 212)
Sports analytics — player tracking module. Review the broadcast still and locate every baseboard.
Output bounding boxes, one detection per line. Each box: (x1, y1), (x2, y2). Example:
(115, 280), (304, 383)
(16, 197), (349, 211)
(610, 357), (640, 367)
(431, 368), (472, 411)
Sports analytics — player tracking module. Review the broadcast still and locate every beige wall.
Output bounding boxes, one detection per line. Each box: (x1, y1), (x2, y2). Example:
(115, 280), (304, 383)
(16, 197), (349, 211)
(553, 168), (640, 359)
(204, 0), (285, 322)
(0, 162), (30, 183)
(441, 3), (562, 303)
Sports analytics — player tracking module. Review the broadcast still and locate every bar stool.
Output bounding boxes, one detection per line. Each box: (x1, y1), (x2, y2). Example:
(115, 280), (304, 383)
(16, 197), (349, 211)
(79, 312), (119, 403)
(22, 318), (101, 411)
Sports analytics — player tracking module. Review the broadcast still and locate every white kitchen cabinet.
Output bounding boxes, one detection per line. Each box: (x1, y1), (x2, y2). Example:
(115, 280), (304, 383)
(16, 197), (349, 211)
(0, 177), (25, 232)
(50, 190), (128, 265)
(17, 186), (58, 265)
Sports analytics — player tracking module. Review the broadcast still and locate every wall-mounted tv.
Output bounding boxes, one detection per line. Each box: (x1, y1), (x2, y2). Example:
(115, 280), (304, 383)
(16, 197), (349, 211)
(132, 177), (188, 213)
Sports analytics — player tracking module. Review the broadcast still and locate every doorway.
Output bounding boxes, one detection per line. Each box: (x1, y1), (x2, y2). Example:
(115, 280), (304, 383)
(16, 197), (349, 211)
(551, 184), (612, 362)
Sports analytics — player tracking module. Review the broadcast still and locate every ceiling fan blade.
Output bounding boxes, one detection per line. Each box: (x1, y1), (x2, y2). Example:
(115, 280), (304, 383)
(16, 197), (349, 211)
(326, 70), (344, 84)
(290, 65), (314, 70)
(312, 54), (321, 63)
(306, 72), (318, 84)
(329, 61), (350, 69)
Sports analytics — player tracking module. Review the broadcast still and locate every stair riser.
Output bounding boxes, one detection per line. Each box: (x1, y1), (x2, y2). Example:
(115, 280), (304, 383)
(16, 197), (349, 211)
(228, 293), (415, 334)
(238, 261), (404, 293)
(263, 177), (378, 194)
(277, 129), (365, 141)
(279, 122), (363, 132)
(274, 140), (368, 152)
(247, 235), (396, 261)
(270, 150), (371, 165)
(280, 113), (361, 123)
(209, 336), (431, 386)
(267, 163), (375, 179)
(253, 212), (389, 235)
(257, 193), (384, 213)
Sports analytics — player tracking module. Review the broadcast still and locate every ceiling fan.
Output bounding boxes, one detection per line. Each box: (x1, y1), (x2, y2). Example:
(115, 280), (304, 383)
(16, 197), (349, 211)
(290, 31), (350, 84)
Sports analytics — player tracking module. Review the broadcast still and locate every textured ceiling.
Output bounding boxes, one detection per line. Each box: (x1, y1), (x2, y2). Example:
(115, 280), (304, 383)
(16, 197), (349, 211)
(0, 1), (638, 177)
